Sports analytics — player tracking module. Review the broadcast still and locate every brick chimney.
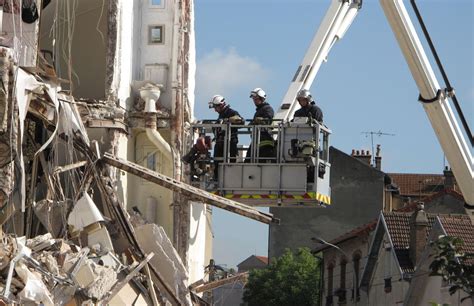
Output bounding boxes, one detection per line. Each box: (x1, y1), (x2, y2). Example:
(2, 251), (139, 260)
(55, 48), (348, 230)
(443, 166), (455, 190)
(351, 149), (372, 166)
(375, 144), (382, 170)
(409, 203), (428, 266)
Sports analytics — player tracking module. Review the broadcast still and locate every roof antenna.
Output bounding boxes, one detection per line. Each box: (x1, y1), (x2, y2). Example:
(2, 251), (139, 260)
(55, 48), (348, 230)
(361, 130), (395, 164)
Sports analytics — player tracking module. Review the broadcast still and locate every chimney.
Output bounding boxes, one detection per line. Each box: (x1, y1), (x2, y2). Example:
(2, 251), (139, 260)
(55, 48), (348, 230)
(352, 149), (372, 166)
(375, 144), (382, 170)
(409, 203), (428, 266)
(443, 166), (455, 190)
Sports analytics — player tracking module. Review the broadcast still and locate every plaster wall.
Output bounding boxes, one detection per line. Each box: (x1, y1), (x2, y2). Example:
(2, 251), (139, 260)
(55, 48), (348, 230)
(416, 276), (472, 306)
(39, 0), (108, 99)
(321, 235), (372, 306)
(425, 194), (467, 214)
(116, 0), (135, 109)
(134, 0), (176, 111)
(270, 147), (385, 259)
(187, 202), (211, 283)
(128, 131), (174, 236)
(367, 233), (408, 306)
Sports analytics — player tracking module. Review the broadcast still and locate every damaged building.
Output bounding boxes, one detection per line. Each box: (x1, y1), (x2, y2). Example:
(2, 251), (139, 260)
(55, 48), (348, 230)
(0, 0), (277, 304)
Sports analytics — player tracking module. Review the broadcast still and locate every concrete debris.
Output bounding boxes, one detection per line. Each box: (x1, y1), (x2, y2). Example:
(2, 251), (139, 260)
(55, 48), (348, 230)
(83, 263), (117, 300)
(33, 199), (71, 238)
(0, 58), (188, 305)
(15, 261), (54, 306)
(108, 283), (147, 306)
(0, 34), (216, 306)
(136, 224), (190, 305)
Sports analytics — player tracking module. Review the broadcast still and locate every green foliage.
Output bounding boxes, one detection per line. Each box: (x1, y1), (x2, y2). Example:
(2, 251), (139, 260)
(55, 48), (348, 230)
(243, 248), (321, 306)
(428, 302), (450, 306)
(429, 235), (474, 299)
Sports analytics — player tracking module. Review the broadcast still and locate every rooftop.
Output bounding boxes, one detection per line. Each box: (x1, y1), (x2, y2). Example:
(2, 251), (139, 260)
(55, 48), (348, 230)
(388, 173), (459, 198)
(438, 214), (474, 265)
(312, 220), (377, 254)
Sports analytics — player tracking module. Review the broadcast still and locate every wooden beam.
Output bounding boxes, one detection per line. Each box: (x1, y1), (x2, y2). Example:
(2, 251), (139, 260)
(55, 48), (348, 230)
(192, 273), (248, 293)
(102, 153), (279, 225)
(101, 252), (154, 304)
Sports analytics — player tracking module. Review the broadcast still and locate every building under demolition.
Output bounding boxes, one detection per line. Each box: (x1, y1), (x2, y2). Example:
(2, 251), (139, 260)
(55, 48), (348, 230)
(0, 1), (276, 304)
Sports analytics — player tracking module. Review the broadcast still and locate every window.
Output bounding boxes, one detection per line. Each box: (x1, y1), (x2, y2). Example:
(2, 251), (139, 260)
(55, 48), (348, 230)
(149, 25), (164, 44)
(327, 263), (334, 306)
(352, 253), (361, 301)
(384, 278), (392, 293)
(150, 0), (165, 8)
(142, 147), (163, 175)
(146, 152), (156, 171)
(339, 259), (347, 303)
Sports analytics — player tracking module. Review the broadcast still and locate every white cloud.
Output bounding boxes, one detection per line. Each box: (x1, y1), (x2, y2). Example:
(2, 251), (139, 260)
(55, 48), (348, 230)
(196, 48), (270, 104)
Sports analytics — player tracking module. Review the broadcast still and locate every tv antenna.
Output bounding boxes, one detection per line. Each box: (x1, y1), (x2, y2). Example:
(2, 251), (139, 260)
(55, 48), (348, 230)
(361, 130), (395, 164)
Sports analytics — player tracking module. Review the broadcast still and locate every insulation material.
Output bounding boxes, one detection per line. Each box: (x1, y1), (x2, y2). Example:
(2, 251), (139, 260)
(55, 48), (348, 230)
(0, 0), (40, 67)
(58, 95), (90, 146)
(0, 47), (17, 207)
(15, 68), (44, 211)
(15, 261), (54, 306)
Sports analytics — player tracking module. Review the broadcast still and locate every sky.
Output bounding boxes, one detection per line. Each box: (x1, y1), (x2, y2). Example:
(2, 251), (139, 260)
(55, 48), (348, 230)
(193, 0), (473, 269)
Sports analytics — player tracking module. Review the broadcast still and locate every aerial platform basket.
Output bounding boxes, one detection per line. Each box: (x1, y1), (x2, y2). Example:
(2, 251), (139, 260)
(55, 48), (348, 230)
(187, 118), (331, 207)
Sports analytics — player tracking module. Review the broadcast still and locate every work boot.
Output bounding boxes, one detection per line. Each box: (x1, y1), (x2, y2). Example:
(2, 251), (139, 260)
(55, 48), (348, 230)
(182, 146), (198, 164)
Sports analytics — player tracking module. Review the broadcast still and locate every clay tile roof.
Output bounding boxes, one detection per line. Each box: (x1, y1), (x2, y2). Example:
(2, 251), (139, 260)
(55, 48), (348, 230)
(438, 215), (474, 265)
(388, 173), (455, 197)
(395, 189), (465, 213)
(255, 256), (268, 264)
(383, 212), (437, 273)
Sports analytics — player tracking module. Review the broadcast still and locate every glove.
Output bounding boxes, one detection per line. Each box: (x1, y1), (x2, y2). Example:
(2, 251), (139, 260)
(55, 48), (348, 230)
(229, 115), (243, 124)
(253, 117), (265, 124)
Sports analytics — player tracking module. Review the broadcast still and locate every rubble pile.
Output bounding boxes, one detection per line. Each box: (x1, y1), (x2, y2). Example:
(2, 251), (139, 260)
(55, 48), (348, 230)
(0, 46), (191, 305)
(0, 233), (124, 304)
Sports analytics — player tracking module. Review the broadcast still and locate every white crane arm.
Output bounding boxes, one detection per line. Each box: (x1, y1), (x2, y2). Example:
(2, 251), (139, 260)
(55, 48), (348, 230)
(380, 0), (474, 206)
(274, 0), (362, 122)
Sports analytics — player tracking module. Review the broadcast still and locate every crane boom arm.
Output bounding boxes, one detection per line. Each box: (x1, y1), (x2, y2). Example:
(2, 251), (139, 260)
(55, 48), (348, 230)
(380, 0), (474, 206)
(274, 0), (362, 122)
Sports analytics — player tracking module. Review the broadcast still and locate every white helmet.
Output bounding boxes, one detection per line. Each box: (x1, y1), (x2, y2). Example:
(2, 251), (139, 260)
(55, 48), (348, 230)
(296, 89), (313, 102)
(208, 95), (226, 108)
(249, 88), (266, 100)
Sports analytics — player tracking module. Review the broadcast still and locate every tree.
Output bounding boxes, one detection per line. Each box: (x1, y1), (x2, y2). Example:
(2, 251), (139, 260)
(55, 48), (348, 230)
(243, 248), (321, 306)
(429, 235), (474, 301)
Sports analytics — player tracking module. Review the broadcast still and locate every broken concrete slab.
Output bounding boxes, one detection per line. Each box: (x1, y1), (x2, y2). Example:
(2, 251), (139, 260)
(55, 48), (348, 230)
(33, 199), (71, 237)
(108, 283), (147, 306)
(86, 225), (114, 253)
(135, 224), (190, 305)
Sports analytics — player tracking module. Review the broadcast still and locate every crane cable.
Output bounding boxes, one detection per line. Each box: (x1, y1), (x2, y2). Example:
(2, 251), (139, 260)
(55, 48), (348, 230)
(410, 0), (474, 147)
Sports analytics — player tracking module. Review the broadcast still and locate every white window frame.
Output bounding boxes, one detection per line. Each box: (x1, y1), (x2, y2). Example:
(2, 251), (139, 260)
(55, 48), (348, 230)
(150, 0), (165, 9)
(141, 146), (163, 184)
(148, 25), (165, 45)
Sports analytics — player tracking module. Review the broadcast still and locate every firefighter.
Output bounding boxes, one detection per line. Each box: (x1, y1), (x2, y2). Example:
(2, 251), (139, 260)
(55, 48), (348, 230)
(181, 135), (212, 165)
(293, 89), (323, 183)
(247, 88), (275, 162)
(293, 89), (323, 123)
(208, 95), (243, 180)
